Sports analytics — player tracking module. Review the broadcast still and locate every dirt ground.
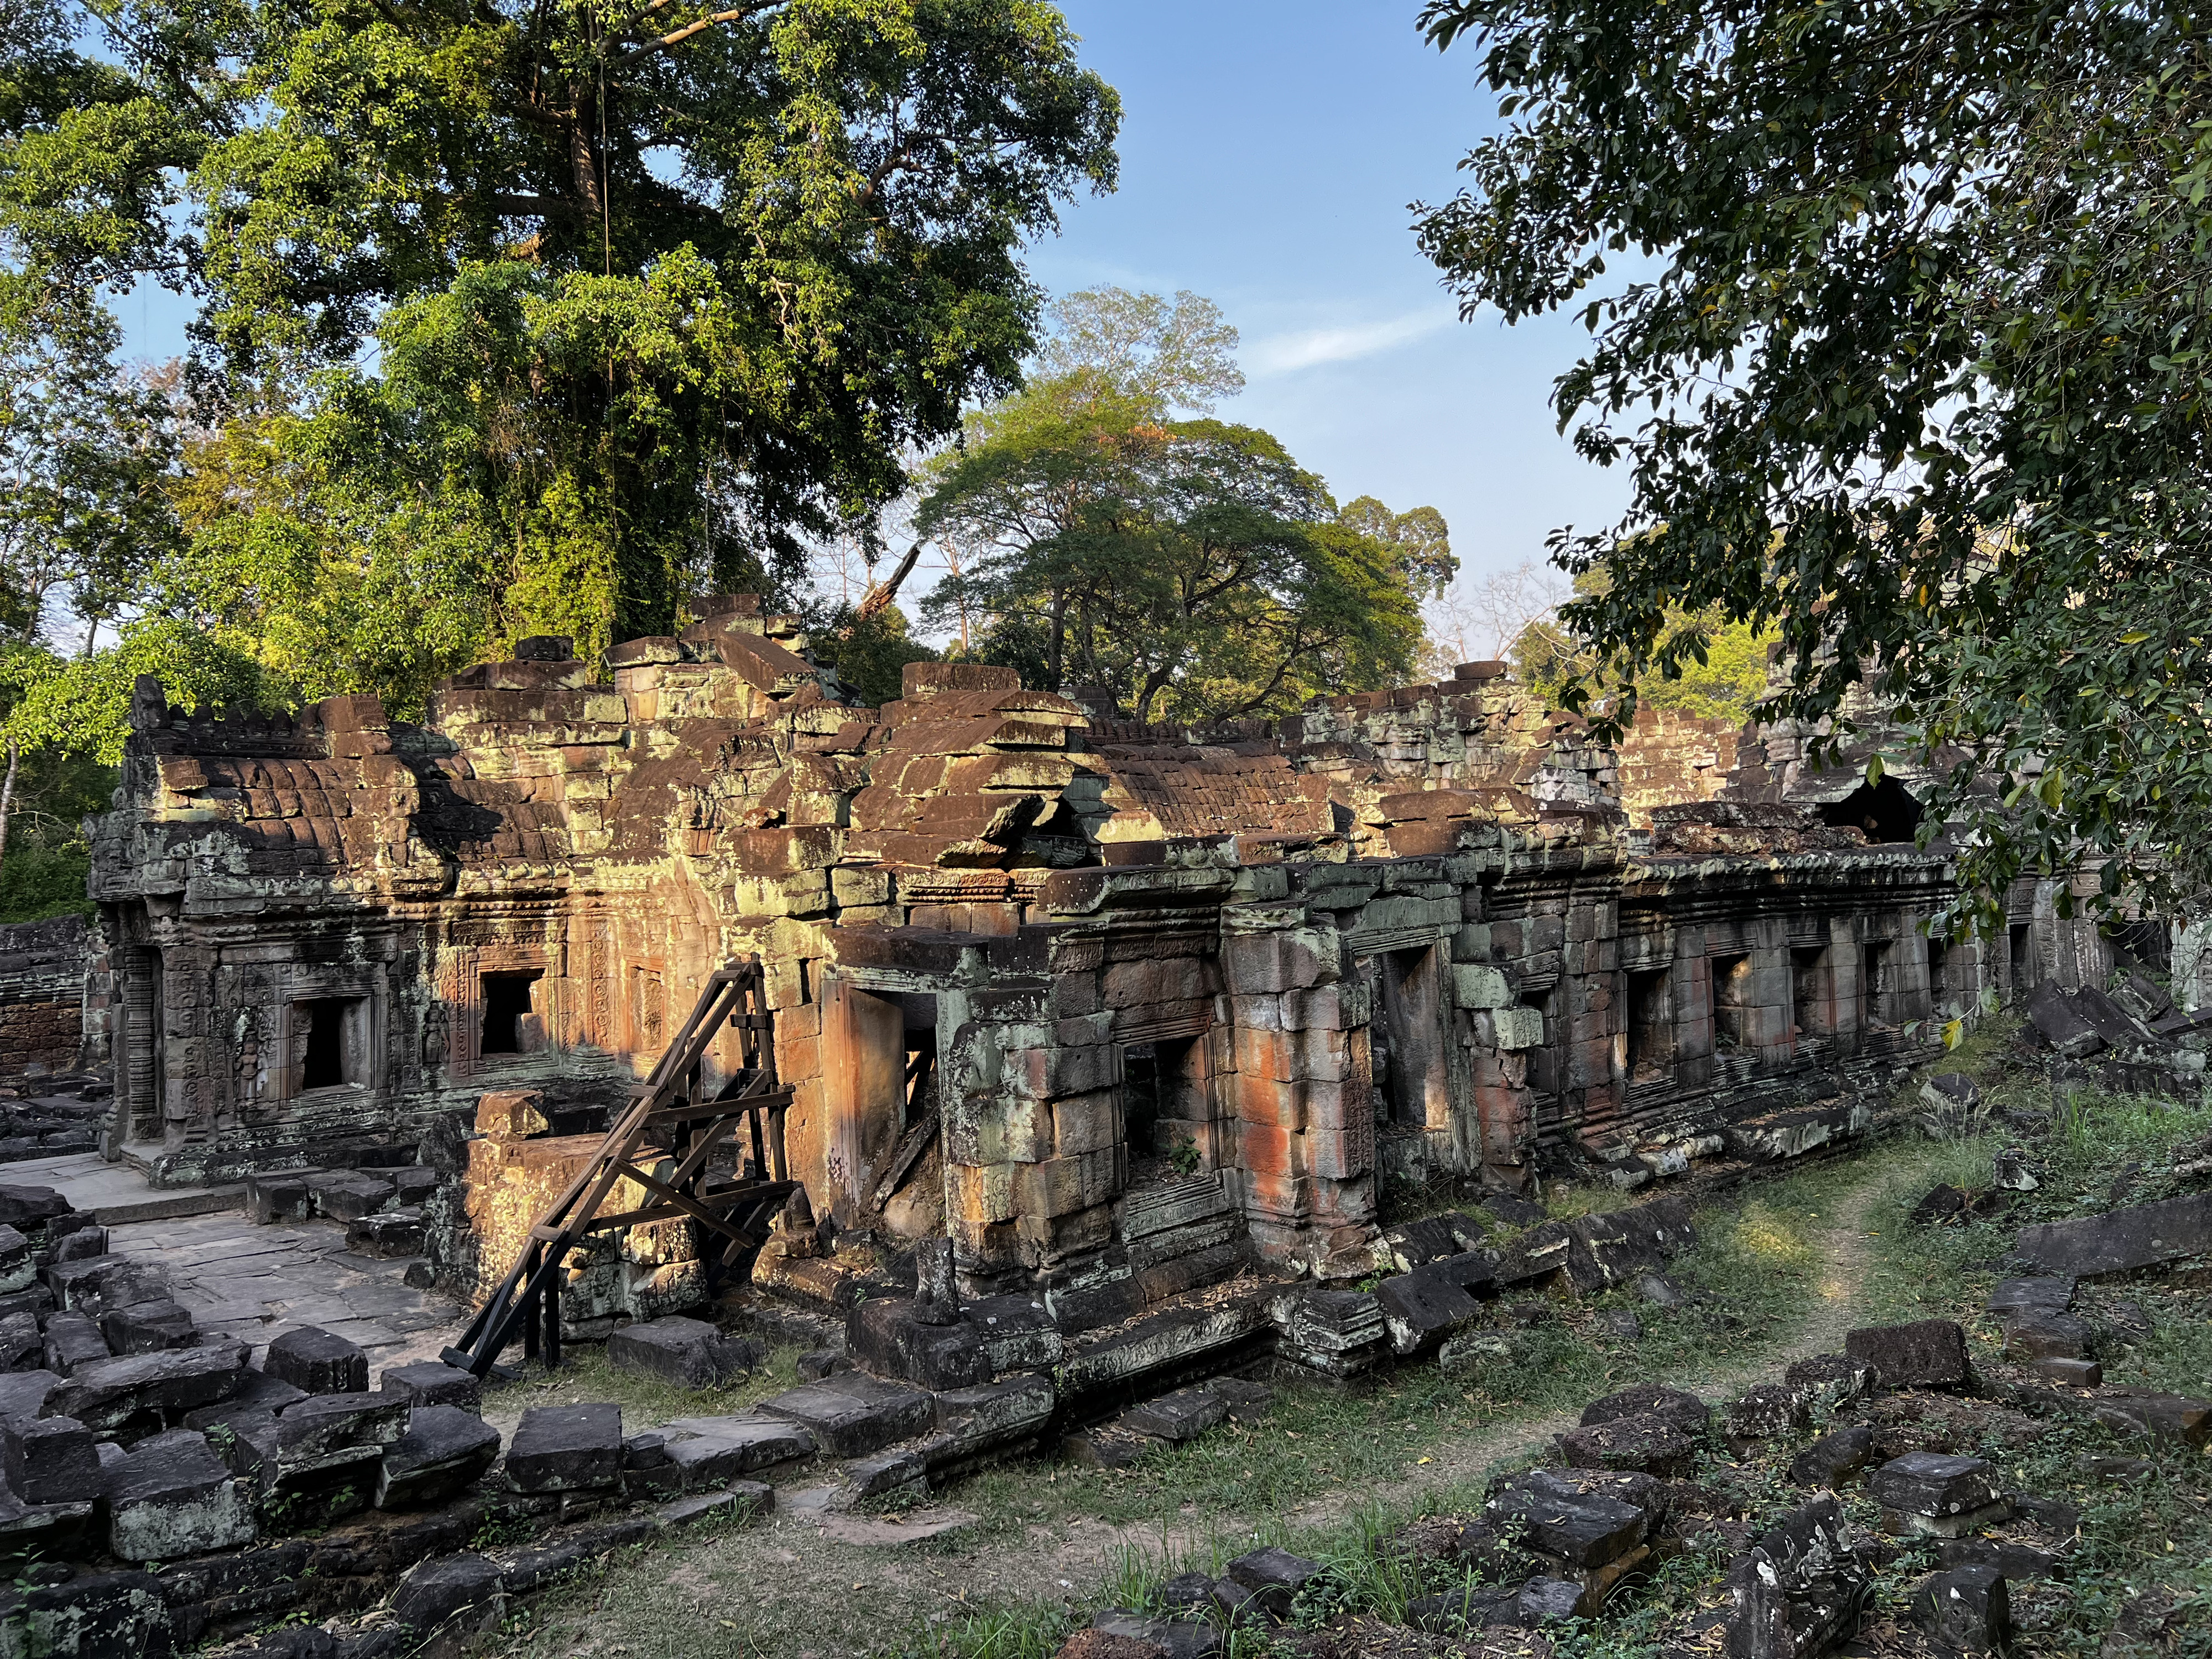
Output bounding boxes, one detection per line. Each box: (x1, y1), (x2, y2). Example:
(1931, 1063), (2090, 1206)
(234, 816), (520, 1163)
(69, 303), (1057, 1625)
(486, 1162), (1910, 1659)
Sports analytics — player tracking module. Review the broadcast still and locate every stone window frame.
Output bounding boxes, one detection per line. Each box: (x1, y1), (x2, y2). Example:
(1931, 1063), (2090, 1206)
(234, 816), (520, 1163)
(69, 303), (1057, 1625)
(275, 967), (384, 1104)
(448, 941), (556, 1077)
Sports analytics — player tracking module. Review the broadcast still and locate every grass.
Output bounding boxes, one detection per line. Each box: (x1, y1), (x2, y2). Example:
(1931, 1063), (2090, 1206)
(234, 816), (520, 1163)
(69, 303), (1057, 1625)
(477, 1342), (810, 1442)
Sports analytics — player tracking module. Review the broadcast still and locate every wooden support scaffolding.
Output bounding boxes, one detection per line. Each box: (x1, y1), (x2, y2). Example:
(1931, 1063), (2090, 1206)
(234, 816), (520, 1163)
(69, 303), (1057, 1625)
(444, 957), (795, 1376)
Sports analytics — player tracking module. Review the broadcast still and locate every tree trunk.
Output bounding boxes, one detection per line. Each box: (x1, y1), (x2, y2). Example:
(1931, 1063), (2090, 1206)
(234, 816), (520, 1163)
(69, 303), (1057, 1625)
(1047, 588), (1067, 691)
(0, 735), (18, 867)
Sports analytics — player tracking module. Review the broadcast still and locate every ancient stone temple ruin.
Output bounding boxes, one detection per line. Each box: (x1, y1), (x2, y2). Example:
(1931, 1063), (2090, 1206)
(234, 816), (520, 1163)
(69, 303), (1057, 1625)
(80, 596), (2121, 1304)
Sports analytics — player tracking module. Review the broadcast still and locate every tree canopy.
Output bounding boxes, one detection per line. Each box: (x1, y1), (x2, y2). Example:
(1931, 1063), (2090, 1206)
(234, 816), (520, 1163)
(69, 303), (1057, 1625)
(0, 0), (1118, 862)
(915, 287), (1455, 722)
(0, 0), (1117, 663)
(1416, 0), (2212, 924)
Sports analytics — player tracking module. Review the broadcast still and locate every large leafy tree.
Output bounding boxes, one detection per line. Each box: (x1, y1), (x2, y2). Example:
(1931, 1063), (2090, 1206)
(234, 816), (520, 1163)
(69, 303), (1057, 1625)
(916, 288), (1454, 721)
(1415, 0), (2212, 924)
(1, 0), (1119, 678)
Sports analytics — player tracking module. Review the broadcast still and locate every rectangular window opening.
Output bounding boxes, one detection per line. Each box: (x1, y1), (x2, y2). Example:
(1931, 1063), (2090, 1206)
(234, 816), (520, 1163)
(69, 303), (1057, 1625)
(1626, 967), (1672, 1082)
(480, 970), (544, 1056)
(297, 996), (364, 1089)
(1792, 946), (1832, 1039)
(1861, 940), (1893, 1030)
(2010, 924), (2036, 997)
(1711, 953), (1751, 1050)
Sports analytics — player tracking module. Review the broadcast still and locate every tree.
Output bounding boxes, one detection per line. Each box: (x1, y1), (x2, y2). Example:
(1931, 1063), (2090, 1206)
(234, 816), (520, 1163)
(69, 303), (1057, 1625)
(916, 288), (1454, 720)
(1418, 557), (1569, 678)
(1511, 570), (1775, 723)
(3, 0), (1120, 668)
(1414, 0), (2212, 924)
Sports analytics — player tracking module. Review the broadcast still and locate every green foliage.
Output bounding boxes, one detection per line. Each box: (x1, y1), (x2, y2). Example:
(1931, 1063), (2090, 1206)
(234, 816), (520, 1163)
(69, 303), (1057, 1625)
(0, 0), (1120, 753)
(1415, 1), (2212, 925)
(826, 602), (938, 707)
(1512, 567), (1774, 722)
(916, 287), (1454, 719)
(0, 842), (92, 923)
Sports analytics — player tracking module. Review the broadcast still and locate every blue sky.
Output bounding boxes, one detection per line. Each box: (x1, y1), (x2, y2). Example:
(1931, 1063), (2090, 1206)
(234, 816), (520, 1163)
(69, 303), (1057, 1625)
(1021, 3), (1630, 607)
(112, 2), (1629, 641)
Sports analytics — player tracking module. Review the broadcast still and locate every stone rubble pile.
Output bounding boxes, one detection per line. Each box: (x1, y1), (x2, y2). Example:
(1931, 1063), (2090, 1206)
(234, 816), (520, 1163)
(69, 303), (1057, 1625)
(0, 1181), (815, 1658)
(1070, 1175), (2212, 1659)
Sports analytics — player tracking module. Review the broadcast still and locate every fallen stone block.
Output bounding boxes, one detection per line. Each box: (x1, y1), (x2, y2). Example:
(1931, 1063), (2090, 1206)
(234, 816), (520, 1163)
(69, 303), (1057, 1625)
(49, 1227), (108, 1265)
(607, 1316), (763, 1389)
(100, 1298), (197, 1355)
(0, 1488), (93, 1564)
(1939, 1538), (2061, 1581)
(756, 1372), (932, 1457)
(378, 1361), (479, 1413)
(1871, 1452), (2010, 1537)
(2088, 1389), (2212, 1448)
(659, 1434), (772, 1493)
(1913, 1563), (2011, 1654)
(505, 1402), (622, 1493)
(656, 1412), (816, 1473)
(2001, 1307), (2094, 1363)
(184, 1366), (307, 1427)
(1119, 1385), (1228, 1445)
(844, 1446), (928, 1499)
(1222, 1545), (1324, 1618)
(1782, 1352), (1879, 1409)
(1789, 1424), (1877, 1489)
(658, 1481), (773, 1530)
(1726, 1382), (1811, 1451)
(343, 1210), (425, 1259)
(107, 1429), (258, 1561)
(49, 1344), (246, 1434)
(844, 1299), (991, 1389)
(1845, 1319), (1973, 1390)
(3, 1413), (98, 1504)
(2, 1570), (170, 1658)
(1379, 1212), (1489, 1271)
(0, 1369), (58, 1427)
(1374, 1252), (1496, 1353)
(1721, 1495), (1870, 1658)
(0, 1309), (39, 1373)
(1061, 1426), (1152, 1469)
(1089, 1610), (1220, 1659)
(246, 1172), (313, 1226)
(2014, 1192), (2212, 1280)
(1485, 1469), (1650, 1569)
(2022, 982), (2109, 1057)
(796, 1349), (847, 1382)
(302, 1171), (395, 1224)
(0, 1186), (69, 1230)
(44, 1253), (165, 1315)
(1580, 1380), (1712, 1437)
(390, 1551), (504, 1637)
(275, 1390), (408, 1469)
(263, 1327), (368, 1396)
(2031, 1356), (2103, 1387)
(1556, 1413), (1695, 1478)
(40, 1311), (109, 1376)
(377, 1406), (500, 1509)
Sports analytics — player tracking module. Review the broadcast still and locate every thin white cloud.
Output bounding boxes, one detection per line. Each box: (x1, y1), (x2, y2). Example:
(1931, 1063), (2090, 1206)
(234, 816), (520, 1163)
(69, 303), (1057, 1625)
(1245, 310), (1451, 375)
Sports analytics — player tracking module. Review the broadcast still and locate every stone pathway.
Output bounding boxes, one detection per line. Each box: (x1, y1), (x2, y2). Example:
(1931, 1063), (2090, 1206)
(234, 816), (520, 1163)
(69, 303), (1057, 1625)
(109, 1207), (465, 1376)
(6, 1148), (466, 1379)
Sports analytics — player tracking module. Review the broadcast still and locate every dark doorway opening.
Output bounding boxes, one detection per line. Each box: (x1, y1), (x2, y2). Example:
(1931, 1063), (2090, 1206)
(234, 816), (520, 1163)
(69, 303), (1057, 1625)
(1818, 777), (1923, 844)
(298, 997), (357, 1089)
(481, 971), (543, 1055)
(1711, 953), (1751, 1050)
(2010, 924), (2036, 997)
(1626, 968), (1672, 1081)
